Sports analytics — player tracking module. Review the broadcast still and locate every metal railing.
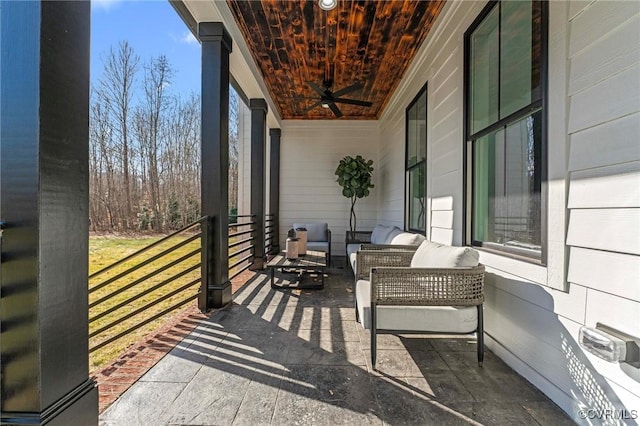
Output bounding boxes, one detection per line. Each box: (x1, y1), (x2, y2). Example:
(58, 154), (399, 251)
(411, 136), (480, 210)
(229, 214), (256, 280)
(87, 211), (270, 356)
(88, 217), (208, 354)
(265, 213), (277, 255)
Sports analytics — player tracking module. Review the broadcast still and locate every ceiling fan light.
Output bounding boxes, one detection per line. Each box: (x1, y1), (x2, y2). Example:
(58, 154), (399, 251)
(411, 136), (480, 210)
(321, 102), (331, 108)
(318, 0), (337, 11)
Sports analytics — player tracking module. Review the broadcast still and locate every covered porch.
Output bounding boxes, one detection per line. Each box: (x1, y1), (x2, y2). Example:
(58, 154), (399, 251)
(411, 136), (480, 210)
(1, 0), (638, 424)
(100, 264), (570, 425)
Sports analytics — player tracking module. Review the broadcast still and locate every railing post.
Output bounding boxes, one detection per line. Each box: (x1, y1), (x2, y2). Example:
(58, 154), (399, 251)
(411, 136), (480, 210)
(269, 128), (281, 254)
(199, 216), (214, 311)
(273, 214), (279, 254)
(249, 99), (268, 270)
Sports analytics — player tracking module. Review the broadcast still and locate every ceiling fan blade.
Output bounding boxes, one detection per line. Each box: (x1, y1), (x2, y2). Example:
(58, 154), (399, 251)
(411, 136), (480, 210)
(285, 96), (320, 100)
(331, 82), (363, 98)
(328, 102), (343, 118)
(307, 81), (327, 97)
(332, 97), (373, 107)
(302, 100), (323, 113)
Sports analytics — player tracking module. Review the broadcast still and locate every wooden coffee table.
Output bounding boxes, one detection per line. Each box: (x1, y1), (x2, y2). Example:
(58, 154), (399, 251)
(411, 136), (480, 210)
(267, 250), (327, 289)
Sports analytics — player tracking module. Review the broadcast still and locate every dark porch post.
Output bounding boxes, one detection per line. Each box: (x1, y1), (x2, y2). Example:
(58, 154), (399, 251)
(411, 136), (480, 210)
(249, 99), (268, 270)
(269, 128), (282, 253)
(199, 22), (232, 309)
(0, 2), (98, 424)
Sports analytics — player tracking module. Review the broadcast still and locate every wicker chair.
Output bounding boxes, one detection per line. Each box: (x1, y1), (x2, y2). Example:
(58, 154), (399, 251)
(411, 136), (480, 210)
(355, 245), (485, 370)
(355, 245), (418, 281)
(349, 242), (418, 276)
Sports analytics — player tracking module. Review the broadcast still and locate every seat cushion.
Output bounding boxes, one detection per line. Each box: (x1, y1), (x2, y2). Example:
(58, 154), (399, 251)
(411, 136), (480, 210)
(307, 241), (329, 253)
(390, 232), (426, 246)
(355, 279), (477, 332)
(349, 252), (358, 273)
(294, 222), (327, 242)
(347, 243), (360, 272)
(410, 240), (479, 268)
(370, 224), (395, 244)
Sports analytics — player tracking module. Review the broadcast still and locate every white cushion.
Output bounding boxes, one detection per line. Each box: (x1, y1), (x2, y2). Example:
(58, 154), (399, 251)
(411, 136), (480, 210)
(355, 279), (477, 332)
(390, 232), (426, 246)
(410, 240), (479, 268)
(350, 252), (358, 272)
(347, 244), (360, 272)
(293, 222), (327, 242)
(370, 225), (395, 244)
(384, 227), (404, 244)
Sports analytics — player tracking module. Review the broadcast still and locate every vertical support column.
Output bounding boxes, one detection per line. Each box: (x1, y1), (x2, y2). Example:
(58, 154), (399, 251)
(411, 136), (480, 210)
(269, 128), (281, 253)
(0, 2), (98, 424)
(199, 22), (232, 309)
(249, 99), (268, 270)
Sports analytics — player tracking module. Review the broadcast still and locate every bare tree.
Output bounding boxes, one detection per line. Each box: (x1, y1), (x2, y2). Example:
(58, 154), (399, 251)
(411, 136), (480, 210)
(89, 42), (242, 235)
(135, 55), (174, 231)
(99, 41), (139, 229)
(228, 88), (240, 214)
(89, 89), (119, 230)
(163, 93), (201, 228)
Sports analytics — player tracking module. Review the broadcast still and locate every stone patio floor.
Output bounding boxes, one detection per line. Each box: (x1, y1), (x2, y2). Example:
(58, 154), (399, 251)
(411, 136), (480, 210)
(99, 260), (573, 425)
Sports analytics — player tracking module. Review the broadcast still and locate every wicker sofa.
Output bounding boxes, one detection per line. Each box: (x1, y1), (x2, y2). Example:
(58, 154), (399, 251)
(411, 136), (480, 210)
(346, 224), (426, 274)
(355, 240), (485, 370)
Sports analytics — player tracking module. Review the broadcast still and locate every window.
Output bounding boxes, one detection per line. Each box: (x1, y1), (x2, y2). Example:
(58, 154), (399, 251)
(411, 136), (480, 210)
(465, 0), (547, 261)
(405, 85), (427, 233)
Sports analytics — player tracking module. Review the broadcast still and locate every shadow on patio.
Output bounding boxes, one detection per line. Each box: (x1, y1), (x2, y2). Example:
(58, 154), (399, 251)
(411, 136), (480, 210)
(99, 262), (571, 425)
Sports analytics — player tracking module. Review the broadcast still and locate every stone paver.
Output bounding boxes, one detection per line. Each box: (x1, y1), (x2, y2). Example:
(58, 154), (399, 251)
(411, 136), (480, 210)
(100, 262), (571, 425)
(92, 269), (254, 413)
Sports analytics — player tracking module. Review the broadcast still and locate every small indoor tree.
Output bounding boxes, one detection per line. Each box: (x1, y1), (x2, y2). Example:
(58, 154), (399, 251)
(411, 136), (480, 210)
(335, 155), (374, 232)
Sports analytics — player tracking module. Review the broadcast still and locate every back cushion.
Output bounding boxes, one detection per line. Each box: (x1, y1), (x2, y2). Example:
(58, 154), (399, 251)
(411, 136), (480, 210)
(370, 224), (395, 244)
(299, 222), (327, 242)
(390, 232), (426, 246)
(384, 227), (404, 244)
(411, 240), (479, 268)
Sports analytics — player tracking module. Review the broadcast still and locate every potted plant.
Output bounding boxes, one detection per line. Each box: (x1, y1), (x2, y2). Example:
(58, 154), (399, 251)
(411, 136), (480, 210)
(334, 155), (374, 232)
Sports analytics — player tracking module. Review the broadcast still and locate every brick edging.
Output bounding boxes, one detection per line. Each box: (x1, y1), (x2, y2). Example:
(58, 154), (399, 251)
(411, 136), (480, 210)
(92, 269), (257, 413)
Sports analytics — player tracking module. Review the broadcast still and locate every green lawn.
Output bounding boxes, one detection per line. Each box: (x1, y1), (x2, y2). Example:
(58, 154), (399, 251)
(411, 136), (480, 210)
(88, 234), (202, 371)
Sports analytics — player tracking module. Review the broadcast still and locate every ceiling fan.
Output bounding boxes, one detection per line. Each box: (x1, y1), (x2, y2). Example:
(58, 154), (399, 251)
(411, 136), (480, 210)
(303, 80), (372, 118)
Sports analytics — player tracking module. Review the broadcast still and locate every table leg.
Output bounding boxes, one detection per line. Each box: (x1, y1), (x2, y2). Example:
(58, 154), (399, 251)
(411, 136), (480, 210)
(270, 267), (276, 288)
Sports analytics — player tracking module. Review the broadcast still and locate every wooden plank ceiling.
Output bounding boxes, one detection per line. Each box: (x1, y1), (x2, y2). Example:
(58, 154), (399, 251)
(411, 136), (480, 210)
(227, 0), (446, 119)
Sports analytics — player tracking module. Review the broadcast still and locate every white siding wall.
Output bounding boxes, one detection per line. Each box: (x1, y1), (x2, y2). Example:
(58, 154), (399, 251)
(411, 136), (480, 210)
(376, 104), (405, 229)
(376, 0), (640, 421)
(279, 121), (380, 256)
(378, 1), (479, 243)
(562, 0), (640, 412)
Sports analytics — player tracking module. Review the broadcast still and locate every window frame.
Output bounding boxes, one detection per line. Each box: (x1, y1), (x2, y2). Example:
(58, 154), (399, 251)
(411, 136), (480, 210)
(404, 82), (428, 234)
(463, 0), (549, 264)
